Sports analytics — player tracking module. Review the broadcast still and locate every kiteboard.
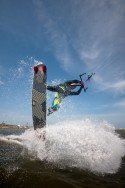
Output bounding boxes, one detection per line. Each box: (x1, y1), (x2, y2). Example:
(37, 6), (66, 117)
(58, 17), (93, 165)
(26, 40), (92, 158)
(47, 107), (56, 116)
(32, 63), (47, 130)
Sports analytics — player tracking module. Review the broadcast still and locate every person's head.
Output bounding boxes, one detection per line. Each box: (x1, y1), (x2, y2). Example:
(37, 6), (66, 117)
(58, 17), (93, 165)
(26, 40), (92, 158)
(68, 83), (77, 90)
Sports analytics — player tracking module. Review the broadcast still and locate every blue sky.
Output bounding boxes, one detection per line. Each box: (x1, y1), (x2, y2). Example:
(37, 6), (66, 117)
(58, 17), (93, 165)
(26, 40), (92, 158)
(0, 0), (125, 128)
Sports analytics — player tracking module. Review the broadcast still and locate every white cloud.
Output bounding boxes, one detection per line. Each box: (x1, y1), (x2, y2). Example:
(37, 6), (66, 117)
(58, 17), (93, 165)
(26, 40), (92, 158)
(0, 80), (4, 85)
(94, 74), (125, 94)
(108, 80), (125, 94)
(80, 46), (100, 60)
(32, 0), (76, 72)
(109, 80), (125, 91)
(114, 99), (125, 108)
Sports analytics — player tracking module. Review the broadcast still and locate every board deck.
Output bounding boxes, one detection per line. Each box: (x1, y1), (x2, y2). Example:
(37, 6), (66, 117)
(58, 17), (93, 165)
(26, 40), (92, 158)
(32, 63), (47, 130)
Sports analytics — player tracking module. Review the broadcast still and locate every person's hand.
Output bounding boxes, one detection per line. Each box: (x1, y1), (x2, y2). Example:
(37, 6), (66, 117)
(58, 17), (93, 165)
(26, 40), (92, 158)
(80, 81), (84, 88)
(84, 87), (88, 92)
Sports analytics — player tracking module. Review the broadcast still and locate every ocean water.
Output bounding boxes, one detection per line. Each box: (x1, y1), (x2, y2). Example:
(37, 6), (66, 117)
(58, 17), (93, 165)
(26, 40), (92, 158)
(0, 119), (125, 188)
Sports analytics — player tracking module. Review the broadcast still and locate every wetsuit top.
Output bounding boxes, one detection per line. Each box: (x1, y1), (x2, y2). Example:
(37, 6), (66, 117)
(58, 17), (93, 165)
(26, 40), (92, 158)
(58, 80), (83, 97)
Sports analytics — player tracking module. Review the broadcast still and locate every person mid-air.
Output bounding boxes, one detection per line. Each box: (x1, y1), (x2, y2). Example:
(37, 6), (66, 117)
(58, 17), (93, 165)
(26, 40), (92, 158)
(47, 73), (95, 116)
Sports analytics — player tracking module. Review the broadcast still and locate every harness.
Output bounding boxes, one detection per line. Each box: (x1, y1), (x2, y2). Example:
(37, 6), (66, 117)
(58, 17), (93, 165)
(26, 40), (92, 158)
(52, 85), (67, 110)
(54, 86), (65, 103)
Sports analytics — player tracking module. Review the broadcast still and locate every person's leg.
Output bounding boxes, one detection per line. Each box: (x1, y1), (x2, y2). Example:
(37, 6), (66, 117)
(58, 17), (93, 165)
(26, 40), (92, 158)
(51, 97), (60, 111)
(47, 97), (60, 115)
(47, 85), (64, 93)
(47, 85), (58, 92)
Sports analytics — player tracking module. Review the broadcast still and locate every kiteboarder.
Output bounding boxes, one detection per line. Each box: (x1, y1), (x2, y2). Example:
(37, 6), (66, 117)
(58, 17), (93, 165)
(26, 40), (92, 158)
(47, 79), (87, 115)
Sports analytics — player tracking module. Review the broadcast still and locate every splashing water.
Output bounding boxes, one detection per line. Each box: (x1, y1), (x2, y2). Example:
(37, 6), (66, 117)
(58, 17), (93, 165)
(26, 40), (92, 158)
(17, 119), (125, 175)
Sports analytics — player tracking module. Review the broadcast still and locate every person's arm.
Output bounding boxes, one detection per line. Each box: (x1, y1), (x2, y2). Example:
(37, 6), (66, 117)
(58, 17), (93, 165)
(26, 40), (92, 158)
(64, 80), (81, 85)
(47, 85), (58, 92)
(47, 85), (64, 93)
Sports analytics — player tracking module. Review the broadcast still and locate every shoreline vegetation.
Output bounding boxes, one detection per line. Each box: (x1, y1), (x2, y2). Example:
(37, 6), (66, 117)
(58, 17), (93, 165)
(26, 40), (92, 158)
(0, 122), (30, 129)
(0, 122), (124, 130)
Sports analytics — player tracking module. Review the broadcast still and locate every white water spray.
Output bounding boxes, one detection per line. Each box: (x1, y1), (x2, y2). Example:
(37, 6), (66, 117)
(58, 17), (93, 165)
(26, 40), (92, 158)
(19, 119), (125, 174)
